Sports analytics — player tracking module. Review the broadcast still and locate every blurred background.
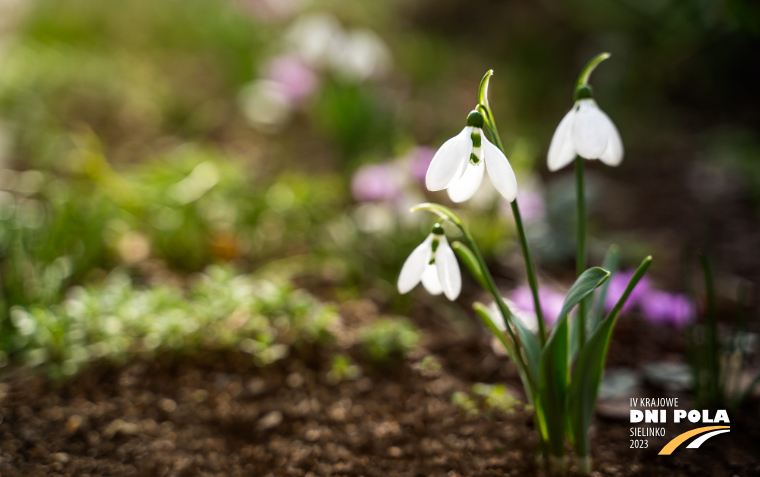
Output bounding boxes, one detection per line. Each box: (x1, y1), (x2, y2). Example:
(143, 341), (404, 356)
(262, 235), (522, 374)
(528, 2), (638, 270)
(0, 0), (758, 382)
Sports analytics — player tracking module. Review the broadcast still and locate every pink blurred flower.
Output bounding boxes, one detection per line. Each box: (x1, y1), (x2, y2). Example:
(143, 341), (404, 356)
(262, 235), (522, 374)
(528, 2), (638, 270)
(640, 291), (695, 328)
(265, 55), (319, 104)
(515, 188), (546, 223)
(351, 164), (401, 202)
(409, 147), (434, 183)
(605, 269), (652, 313)
(510, 285), (565, 326)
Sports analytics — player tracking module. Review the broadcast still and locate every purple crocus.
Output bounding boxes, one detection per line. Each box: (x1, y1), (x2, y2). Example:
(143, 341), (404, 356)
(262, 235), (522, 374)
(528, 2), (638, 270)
(640, 290), (695, 328)
(351, 163), (401, 202)
(265, 55), (319, 104)
(510, 285), (565, 326)
(605, 269), (652, 313)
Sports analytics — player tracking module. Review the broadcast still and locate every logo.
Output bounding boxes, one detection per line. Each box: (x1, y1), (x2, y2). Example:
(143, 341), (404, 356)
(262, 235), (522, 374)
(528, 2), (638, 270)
(657, 426), (730, 455)
(627, 398), (731, 454)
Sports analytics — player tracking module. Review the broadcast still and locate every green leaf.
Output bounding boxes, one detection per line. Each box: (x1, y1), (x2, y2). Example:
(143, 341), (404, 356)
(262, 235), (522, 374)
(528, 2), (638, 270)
(549, 267), (610, 342)
(473, 302), (535, 404)
(513, 313), (541, 384)
(538, 313), (569, 459)
(590, 245), (619, 332)
(452, 241), (487, 289)
(567, 256), (651, 461)
(538, 267), (609, 459)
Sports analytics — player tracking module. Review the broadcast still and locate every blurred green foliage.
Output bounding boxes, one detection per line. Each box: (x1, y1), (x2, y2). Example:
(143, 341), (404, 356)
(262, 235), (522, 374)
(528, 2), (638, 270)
(358, 317), (420, 365)
(451, 383), (522, 419)
(7, 265), (338, 380)
(0, 0), (758, 376)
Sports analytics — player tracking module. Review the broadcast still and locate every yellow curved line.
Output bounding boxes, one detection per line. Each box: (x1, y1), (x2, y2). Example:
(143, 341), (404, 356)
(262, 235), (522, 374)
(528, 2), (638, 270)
(658, 426), (730, 455)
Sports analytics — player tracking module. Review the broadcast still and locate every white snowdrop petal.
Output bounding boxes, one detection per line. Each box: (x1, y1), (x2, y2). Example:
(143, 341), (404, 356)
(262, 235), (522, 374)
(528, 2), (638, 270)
(421, 264), (443, 295)
(435, 237), (461, 301)
(571, 99), (608, 159)
(397, 235), (432, 294)
(598, 111), (624, 167)
(425, 127), (473, 191)
(547, 109), (577, 171)
(483, 138), (518, 202)
(447, 161), (485, 203)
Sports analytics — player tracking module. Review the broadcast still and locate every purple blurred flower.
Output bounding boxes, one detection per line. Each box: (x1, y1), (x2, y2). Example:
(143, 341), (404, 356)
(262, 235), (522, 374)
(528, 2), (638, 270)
(640, 290), (695, 328)
(409, 146), (434, 183)
(510, 285), (565, 326)
(351, 164), (401, 202)
(265, 55), (319, 103)
(515, 189), (546, 223)
(605, 270), (652, 313)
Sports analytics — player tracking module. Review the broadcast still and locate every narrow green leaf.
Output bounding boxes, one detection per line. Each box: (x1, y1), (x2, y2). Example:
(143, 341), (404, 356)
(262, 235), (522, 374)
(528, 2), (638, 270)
(567, 256), (651, 460)
(452, 241), (487, 289)
(473, 302), (535, 404)
(512, 311), (541, 384)
(538, 314), (569, 459)
(549, 267), (610, 341)
(539, 267), (609, 460)
(590, 245), (619, 332)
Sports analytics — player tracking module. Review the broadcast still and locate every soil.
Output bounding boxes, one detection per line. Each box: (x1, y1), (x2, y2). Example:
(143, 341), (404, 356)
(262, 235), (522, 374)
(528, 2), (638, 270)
(0, 310), (758, 477)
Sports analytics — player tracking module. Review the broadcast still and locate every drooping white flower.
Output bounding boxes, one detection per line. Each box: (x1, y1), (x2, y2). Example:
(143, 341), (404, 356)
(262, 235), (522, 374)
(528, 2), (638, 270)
(397, 224), (461, 300)
(547, 90), (623, 172)
(425, 111), (517, 203)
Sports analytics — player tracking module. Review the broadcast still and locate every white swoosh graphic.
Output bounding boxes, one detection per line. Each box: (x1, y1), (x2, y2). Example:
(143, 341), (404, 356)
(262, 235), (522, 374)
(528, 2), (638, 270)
(685, 429), (730, 448)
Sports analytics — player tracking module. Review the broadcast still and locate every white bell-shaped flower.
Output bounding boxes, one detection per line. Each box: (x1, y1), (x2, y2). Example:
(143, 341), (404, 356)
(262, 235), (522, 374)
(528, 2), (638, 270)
(426, 111), (517, 203)
(397, 224), (461, 300)
(547, 89), (623, 172)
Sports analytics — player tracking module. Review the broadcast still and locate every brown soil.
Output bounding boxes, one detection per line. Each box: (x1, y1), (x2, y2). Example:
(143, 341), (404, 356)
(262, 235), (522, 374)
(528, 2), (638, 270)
(0, 314), (757, 477)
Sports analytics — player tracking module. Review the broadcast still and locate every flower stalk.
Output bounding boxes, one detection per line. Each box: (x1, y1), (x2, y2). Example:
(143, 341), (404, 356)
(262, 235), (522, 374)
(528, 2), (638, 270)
(575, 155), (587, 345)
(397, 60), (650, 475)
(477, 70), (548, 346)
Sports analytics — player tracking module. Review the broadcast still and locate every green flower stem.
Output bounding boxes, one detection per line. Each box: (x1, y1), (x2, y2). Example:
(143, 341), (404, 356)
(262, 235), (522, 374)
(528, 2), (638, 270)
(475, 79), (547, 346)
(410, 204), (537, 394)
(575, 156), (587, 345)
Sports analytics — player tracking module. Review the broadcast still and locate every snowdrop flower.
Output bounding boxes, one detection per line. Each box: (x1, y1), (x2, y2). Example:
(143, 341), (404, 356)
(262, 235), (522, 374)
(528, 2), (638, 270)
(398, 223), (461, 300)
(547, 86), (623, 171)
(426, 110), (517, 203)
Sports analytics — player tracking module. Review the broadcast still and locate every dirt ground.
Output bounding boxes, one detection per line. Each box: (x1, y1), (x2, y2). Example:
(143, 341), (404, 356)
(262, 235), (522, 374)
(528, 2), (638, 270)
(0, 309), (757, 477)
